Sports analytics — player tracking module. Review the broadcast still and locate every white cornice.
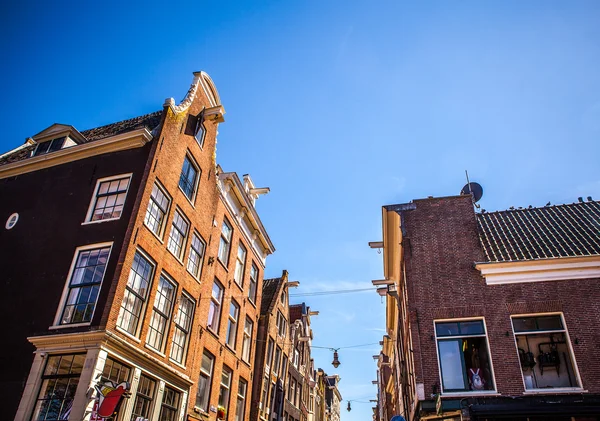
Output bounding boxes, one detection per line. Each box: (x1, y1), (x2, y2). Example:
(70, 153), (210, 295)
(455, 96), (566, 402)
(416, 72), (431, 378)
(0, 128), (152, 180)
(164, 71), (225, 117)
(475, 255), (600, 285)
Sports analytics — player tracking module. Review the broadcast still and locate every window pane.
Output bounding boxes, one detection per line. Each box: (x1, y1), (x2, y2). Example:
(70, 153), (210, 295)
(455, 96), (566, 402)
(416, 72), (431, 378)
(536, 316), (563, 331)
(438, 340), (466, 390)
(435, 322), (460, 337)
(460, 320), (485, 335)
(513, 317), (538, 333)
(179, 156), (199, 200)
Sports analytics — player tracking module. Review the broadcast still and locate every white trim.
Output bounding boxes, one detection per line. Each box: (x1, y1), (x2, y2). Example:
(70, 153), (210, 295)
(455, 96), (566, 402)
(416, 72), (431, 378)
(167, 207), (191, 263)
(83, 172), (133, 223)
(509, 312), (583, 391)
(186, 230), (206, 282)
(476, 255), (600, 285)
(433, 317), (498, 395)
(0, 128), (152, 180)
(5, 212), (19, 229)
(51, 242), (114, 328)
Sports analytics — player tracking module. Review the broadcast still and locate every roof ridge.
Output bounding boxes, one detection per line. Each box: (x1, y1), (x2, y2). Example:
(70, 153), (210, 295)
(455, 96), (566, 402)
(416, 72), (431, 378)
(80, 110), (162, 134)
(478, 200), (599, 215)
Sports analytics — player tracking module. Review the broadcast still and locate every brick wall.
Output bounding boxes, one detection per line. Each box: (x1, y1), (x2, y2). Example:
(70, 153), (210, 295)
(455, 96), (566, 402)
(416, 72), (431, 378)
(400, 195), (600, 399)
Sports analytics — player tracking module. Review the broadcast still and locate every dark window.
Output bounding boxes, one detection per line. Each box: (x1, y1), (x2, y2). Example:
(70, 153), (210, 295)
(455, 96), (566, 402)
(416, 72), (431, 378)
(179, 155), (199, 201)
(159, 387), (181, 421)
(31, 354), (85, 421)
(89, 176), (130, 221)
(33, 137), (66, 156)
(144, 183), (171, 237)
(196, 351), (215, 411)
(131, 375), (156, 421)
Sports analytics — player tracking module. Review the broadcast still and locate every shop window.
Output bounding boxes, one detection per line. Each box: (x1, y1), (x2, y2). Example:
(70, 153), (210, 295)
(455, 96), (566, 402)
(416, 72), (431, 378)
(512, 314), (580, 390)
(435, 319), (495, 393)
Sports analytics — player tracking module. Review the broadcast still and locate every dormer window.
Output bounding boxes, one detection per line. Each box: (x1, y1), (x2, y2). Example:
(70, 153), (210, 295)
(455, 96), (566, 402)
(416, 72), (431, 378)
(33, 137), (66, 156)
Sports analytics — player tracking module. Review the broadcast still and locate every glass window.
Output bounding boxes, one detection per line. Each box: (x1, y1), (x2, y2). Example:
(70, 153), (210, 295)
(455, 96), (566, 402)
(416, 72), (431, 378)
(218, 219), (233, 265)
(144, 182), (171, 237)
(435, 319), (495, 393)
(218, 366), (233, 415)
(88, 175), (130, 222)
(234, 378), (247, 421)
(158, 387), (181, 421)
(187, 233), (206, 279)
(273, 346), (282, 376)
(208, 280), (224, 333)
(147, 275), (176, 351)
(266, 338), (274, 372)
(60, 246), (111, 325)
(233, 244), (246, 287)
(167, 210), (189, 259)
(226, 300), (240, 349)
(33, 137), (65, 156)
(170, 293), (195, 364)
(248, 263), (258, 303)
(277, 311), (287, 337)
(31, 354), (85, 421)
(241, 317), (253, 362)
(195, 117), (206, 148)
(261, 376), (269, 416)
(196, 351), (214, 411)
(131, 375), (156, 421)
(117, 251), (154, 336)
(101, 357), (131, 383)
(512, 315), (579, 390)
(179, 155), (199, 201)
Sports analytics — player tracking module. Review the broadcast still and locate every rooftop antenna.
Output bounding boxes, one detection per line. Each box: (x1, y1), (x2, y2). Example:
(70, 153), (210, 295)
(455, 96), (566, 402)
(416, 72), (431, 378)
(461, 170), (483, 209)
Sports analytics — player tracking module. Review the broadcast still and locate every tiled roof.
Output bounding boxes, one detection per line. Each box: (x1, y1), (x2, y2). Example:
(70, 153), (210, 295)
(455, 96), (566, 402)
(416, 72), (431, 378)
(0, 111), (162, 167)
(476, 200), (600, 262)
(289, 304), (304, 323)
(261, 277), (284, 315)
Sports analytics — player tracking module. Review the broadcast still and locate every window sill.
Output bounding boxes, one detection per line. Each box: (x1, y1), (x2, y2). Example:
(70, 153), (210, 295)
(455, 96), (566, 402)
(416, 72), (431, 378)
(441, 391), (499, 397)
(225, 344), (237, 355)
(247, 299), (257, 309)
(144, 343), (166, 357)
(49, 322), (91, 330)
(169, 357), (187, 370)
(233, 279), (244, 291)
(187, 268), (202, 283)
(240, 358), (251, 368)
(115, 326), (142, 343)
(167, 248), (185, 266)
(523, 388), (586, 395)
(217, 258), (229, 272)
(82, 217), (121, 226)
(144, 223), (166, 244)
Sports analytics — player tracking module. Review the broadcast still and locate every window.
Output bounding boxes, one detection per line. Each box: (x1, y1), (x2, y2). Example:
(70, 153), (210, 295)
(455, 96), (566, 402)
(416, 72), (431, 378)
(117, 251), (154, 336)
(144, 182), (171, 237)
(179, 155), (200, 201)
(31, 354), (85, 421)
(261, 376), (269, 415)
(226, 300), (240, 349)
(33, 137), (65, 156)
(277, 311), (287, 337)
(187, 232), (206, 279)
(196, 351), (215, 411)
(241, 317), (253, 362)
(147, 274), (176, 351)
(167, 210), (189, 260)
(86, 175), (131, 222)
(512, 314), (580, 390)
(170, 292), (195, 364)
(131, 374), (156, 421)
(234, 378), (247, 421)
(159, 387), (181, 421)
(266, 338), (274, 372)
(195, 115), (206, 148)
(102, 357), (131, 383)
(289, 379), (296, 404)
(207, 280), (224, 333)
(435, 319), (495, 393)
(59, 245), (111, 325)
(233, 244), (246, 287)
(293, 348), (299, 368)
(248, 263), (258, 303)
(273, 346), (282, 376)
(218, 366), (233, 416)
(218, 219), (233, 266)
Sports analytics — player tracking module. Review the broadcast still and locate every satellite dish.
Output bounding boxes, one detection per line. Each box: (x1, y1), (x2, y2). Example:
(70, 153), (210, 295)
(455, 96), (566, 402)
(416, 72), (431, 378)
(461, 182), (483, 203)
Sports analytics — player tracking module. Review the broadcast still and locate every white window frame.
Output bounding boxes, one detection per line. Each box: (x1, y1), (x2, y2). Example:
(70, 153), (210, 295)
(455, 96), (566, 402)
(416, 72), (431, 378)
(233, 243), (247, 287)
(170, 291), (196, 365)
(433, 317), (497, 395)
(196, 350), (215, 412)
(83, 173), (133, 224)
(510, 312), (583, 393)
(144, 181), (172, 240)
(195, 112), (206, 149)
(116, 248), (155, 337)
(187, 231), (206, 280)
(234, 378), (248, 421)
(207, 279), (224, 334)
(248, 262), (258, 304)
(51, 242), (113, 328)
(167, 209), (190, 261)
(218, 218), (233, 266)
(178, 153), (201, 204)
(241, 317), (253, 363)
(226, 300), (240, 350)
(276, 311), (287, 337)
(146, 273), (177, 353)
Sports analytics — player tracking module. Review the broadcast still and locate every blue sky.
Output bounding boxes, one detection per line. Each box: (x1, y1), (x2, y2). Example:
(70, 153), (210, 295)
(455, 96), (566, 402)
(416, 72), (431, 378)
(2, 1), (600, 420)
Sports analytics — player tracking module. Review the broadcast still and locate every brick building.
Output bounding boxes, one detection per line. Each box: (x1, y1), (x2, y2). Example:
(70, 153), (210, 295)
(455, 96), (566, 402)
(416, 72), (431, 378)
(0, 71), (275, 421)
(250, 271), (294, 421)
(372, 194), (600, 420)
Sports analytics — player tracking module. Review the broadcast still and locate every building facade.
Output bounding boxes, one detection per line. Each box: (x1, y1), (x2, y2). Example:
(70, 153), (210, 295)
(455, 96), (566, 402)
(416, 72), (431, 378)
(1, 71), (275, 421)
(373, 194), (600, 420)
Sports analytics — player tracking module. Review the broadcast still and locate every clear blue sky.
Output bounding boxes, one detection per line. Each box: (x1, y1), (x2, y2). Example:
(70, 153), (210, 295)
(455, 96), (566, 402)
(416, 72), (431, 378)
(2, 1), (600, 420)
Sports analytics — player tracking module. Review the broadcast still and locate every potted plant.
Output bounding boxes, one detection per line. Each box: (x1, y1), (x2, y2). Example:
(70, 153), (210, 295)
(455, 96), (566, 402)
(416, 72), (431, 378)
(217, 406), (226, 420)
